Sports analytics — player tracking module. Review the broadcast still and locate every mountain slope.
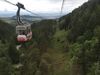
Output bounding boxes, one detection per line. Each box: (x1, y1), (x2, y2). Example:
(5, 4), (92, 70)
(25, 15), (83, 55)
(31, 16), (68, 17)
(0, 0), (100, 75)
(58, 0), (100, 75)
(0, 20), (14, 41)
(60, 0), (100, 42)
(17, 0), (100, 75)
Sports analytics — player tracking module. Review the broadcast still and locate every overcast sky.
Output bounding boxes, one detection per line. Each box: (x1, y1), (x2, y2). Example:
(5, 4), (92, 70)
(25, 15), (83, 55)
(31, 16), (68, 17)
(0, 0), (88, 14)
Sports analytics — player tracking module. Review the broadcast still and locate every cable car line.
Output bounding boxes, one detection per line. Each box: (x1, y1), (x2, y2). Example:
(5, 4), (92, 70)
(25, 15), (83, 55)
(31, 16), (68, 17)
(1, 0), (45, 19)
(61, 0), (65, 14)
(56, 0), (66, 30)
(1, 0), (66, 19)
(2, 0), (16, 6)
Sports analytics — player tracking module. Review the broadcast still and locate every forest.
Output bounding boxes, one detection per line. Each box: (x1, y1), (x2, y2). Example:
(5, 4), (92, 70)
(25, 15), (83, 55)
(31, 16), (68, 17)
(0, 0), (100, 75)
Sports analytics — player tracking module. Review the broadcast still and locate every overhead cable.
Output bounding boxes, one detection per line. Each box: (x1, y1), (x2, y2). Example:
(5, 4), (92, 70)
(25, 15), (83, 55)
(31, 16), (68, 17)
(0, 0), (45, 19)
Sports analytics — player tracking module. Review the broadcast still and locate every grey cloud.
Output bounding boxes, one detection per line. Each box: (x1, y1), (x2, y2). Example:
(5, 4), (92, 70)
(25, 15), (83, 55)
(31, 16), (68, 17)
(48, 0), (61, 3)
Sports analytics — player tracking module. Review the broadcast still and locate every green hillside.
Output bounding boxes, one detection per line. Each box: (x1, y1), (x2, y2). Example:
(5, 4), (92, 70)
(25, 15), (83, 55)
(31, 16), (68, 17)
(0, 0), (100, 75)
(0, 20), (14, 41)
(0, 20), (17, 75)
(58, 0), (100, 74)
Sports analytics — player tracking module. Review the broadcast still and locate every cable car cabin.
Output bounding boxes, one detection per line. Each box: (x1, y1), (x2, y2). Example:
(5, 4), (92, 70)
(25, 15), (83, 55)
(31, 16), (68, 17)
(16, 24), (32, 43)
